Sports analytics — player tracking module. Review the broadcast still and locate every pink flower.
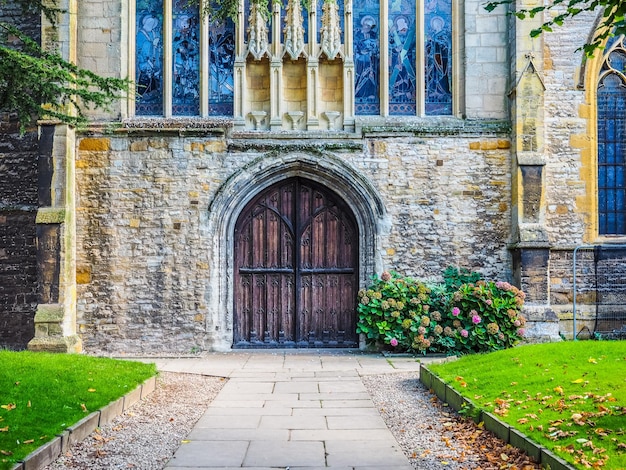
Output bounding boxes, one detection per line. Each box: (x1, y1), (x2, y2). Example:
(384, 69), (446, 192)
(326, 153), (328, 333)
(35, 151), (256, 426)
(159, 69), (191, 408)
(461, 329), (469, 338)
(514, 320), (521, 327)
(517, 328), (526, 336)
(381, 271), (392, 282)
(390, 338), (398, 347)
(472, 314), (482, 324)
(452, 307), (460, 316)
(485, 299), (492, 306)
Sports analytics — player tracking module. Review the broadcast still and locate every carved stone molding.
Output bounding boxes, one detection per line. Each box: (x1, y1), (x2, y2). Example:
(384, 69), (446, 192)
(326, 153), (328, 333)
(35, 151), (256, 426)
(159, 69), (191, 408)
(320, 0), (342, 60)
(247, 2), (270, 60)
(283, 0), (306, 59)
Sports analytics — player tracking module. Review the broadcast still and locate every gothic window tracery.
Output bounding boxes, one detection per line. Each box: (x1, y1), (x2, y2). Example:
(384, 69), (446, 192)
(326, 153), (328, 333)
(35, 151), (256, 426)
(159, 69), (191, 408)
(353, 0), (452, 116)
(135, 0), (235, 116)
(133, 0), (453, 120)
(597, 35), (626, 235)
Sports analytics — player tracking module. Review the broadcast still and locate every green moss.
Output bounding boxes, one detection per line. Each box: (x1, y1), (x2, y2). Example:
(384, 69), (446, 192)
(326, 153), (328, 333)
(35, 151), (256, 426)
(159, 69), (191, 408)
(35, 208), (66, 224)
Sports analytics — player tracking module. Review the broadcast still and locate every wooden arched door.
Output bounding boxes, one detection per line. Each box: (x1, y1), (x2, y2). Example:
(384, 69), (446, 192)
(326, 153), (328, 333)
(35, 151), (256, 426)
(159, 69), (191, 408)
(233, 178), (359, 348)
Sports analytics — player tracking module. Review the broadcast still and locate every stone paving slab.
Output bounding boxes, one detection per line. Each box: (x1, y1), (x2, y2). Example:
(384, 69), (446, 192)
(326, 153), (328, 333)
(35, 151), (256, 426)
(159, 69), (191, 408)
(325, 440), (411, 467)
(290, 429), (396, 441)
(167, 441), (249, 467)
(187, 428), (290, 441)
(292, 407), (382, 417)
(243, 441), (326, 467)
(163, 351), (421, 469)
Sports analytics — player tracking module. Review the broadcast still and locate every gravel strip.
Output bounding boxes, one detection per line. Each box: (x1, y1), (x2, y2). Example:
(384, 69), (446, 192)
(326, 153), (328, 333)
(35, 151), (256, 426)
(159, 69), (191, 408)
(44, 370), (540, 470)
(44, 372), (225, 470)
(362, 372), (541, 470)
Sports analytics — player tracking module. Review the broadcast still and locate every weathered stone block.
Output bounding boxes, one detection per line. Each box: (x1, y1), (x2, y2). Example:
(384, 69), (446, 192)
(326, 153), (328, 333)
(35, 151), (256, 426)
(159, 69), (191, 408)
(540, 448), (575, 470)
(66, 412), (100, 446)
(21, 436), (62, 470)
(481, 411), (510, 442)
(509, 428), (542, 463)
(78, 138), (110, 152)
(98, 396), (124, 427)
(35, 208), (65, 224)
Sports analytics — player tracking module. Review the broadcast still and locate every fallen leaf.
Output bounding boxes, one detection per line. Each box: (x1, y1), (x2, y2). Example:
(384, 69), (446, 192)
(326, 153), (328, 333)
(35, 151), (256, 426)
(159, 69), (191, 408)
(80, 403), (87, 412)
(23, 439), (34, 444)
(0, 404), (16, 411)
(0, 427), (8, 432)
(588, 358), (597, 364)
(88, 388), (96, 393)
(0, 450), (12, 456)
(572, 378), (585, 384)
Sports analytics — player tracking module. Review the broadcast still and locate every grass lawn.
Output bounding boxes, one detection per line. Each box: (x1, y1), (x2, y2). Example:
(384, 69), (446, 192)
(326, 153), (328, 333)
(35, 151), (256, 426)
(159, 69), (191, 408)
(429, 341), (626, 469)
(0, 351), (157, 470)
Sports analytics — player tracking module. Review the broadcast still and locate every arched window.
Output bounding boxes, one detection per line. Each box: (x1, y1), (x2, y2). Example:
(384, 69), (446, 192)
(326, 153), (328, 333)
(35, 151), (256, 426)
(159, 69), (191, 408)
(353, 0), (452, 116)
(135, 0), (235, 117)
(597, 35), (626, 235)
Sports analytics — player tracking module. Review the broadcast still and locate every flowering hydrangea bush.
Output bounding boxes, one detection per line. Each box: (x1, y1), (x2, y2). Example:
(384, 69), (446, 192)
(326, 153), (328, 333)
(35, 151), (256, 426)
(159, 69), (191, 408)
(356, 269), (527, 355)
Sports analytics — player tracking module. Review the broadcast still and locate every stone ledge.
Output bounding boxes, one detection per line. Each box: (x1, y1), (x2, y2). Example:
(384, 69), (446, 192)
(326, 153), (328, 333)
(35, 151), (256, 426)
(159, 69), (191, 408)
(17, 376), (157, 469)
(35, 208), (66, 224)
(420, 364), (576, 470)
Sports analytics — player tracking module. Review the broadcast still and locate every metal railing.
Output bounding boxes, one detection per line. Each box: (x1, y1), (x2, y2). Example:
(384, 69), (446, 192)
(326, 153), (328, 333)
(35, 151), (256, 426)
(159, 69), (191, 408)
(573, 244), (626, 339)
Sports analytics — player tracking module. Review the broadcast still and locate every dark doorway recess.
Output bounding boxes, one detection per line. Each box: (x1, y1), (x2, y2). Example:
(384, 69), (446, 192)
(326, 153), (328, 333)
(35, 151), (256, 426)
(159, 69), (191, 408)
(233, 177), (359, 348)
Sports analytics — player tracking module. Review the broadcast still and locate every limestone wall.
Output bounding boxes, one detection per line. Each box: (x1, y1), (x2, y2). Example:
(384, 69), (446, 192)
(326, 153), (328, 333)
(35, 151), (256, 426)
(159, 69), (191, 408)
(74, 126), (512, 353)
(542, 11), (597, 247)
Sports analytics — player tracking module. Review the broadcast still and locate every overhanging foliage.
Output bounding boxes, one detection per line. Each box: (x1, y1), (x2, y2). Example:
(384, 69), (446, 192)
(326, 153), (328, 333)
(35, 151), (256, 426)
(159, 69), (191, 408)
(0, 0), (128, 131)
(484, 0), (626, 56)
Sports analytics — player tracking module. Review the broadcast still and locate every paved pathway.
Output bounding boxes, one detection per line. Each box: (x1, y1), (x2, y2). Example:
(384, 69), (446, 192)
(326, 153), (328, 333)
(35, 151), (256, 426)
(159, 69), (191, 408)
(149, 350), (431, 469)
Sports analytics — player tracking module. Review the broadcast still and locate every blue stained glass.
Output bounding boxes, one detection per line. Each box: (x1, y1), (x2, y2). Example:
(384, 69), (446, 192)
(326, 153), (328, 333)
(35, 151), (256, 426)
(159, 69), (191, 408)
(136, 0), (164, 115)
(209, 18), (235, 115)
(424, 0), (452, 115)
(388, 0), (416, 115)
(172, 0), (200, 115)
(598, 70), (626, 234)
(353, 0), (379, 114)
(608, 51), (626, 73)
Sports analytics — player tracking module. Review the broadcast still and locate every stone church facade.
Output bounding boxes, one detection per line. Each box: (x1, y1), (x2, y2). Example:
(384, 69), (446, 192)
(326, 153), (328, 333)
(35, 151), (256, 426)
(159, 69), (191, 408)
(1, 0), (623, 353)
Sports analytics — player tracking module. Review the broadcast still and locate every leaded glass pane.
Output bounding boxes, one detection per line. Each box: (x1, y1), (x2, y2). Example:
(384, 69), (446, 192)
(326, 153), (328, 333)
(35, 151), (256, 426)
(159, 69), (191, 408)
(209, 18), (235, 115)
(388, 1), (416, 115)
(425, 0), (452, 115)
(352, 0), (380, 115)
(136, 0), (163, 115)
(172, 0), (200, 115)
(598, 73), (626, 234)
(353, 0), (379, 115)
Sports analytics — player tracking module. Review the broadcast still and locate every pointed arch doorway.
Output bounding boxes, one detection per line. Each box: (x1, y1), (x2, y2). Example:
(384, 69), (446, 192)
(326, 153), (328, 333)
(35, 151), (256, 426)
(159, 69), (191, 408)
(233, 177), (359, 348)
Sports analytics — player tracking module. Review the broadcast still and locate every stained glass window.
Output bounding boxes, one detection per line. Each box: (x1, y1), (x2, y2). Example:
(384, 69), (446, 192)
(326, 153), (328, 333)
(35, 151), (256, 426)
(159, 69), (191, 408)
(354, 0), (452, 116)
(209, 18), (235, 115)
(135, 0), (234, 116)
(172, 0), (200, 115)
(425, 0), (452, 115)
(388, 3), (416, 115)
(136, 0), (164, 115)
(598, 38), (626, 235)
(353, 0), (380, 115)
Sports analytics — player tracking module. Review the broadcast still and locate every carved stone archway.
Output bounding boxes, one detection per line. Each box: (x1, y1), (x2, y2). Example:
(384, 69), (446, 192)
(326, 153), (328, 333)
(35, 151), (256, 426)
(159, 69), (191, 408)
(204, 152), (387, 351)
